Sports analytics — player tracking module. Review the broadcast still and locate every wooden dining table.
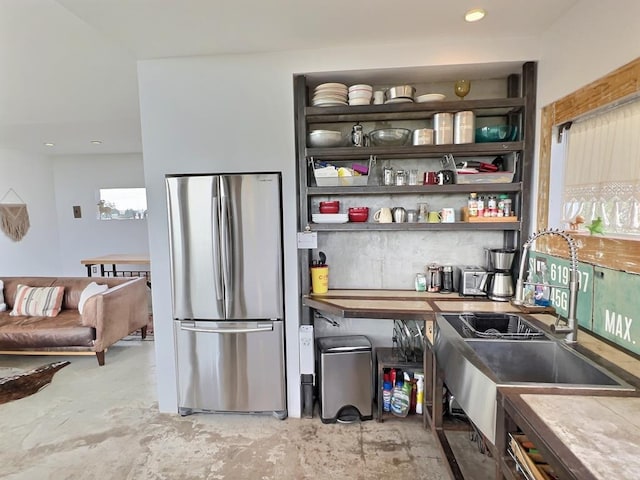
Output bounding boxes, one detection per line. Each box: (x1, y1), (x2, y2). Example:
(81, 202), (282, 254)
(80, 253), (150, 278)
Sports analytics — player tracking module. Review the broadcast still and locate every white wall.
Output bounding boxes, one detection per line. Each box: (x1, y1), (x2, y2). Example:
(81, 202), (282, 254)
(533, 0), (640, 224)
(538, 0), (640, 108)
(52, 154), (148, 276)
(0, 149), (147, 277)
(0, 148), (61, 275)
(137, 36), (542, 417)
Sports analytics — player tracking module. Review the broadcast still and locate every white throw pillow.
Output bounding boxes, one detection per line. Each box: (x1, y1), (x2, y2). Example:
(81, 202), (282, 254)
(0, 279), (5, 312)
(78, 282), (108, 314)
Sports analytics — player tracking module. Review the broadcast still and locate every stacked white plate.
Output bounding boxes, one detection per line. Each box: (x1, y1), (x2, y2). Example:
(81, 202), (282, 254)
(348, 84), (372, 106)
(312, 213), (349, 224)
(312, 83), (348, 107)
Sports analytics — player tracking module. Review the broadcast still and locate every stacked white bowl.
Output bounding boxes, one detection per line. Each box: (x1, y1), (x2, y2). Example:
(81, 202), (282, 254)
(348, 84), (372, 106)
(312, 83), (348, 107)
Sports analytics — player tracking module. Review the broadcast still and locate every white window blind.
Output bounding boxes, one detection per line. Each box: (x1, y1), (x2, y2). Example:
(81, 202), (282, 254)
(563, 99), (640, 235)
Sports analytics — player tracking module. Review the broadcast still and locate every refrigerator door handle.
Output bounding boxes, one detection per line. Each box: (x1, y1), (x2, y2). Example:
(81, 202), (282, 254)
(219, 176), (233, 315)
(179, 324), (274, 334)
(211, 191), (225, 306)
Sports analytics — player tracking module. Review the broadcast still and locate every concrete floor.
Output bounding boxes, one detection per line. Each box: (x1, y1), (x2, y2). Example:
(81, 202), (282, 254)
(0, 339), (494, 479)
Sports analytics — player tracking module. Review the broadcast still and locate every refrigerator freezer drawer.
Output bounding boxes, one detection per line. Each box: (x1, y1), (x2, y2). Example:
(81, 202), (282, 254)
(175, 320), (286, 417)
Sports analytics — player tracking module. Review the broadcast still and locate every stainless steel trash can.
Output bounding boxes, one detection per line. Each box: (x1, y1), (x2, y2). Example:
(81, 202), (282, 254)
(317, 335), (373, 423)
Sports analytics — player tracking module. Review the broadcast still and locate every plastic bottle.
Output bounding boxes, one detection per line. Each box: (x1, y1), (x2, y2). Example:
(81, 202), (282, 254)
(467, 192), (478, 217)
(497, 194), (507, 217)
(390, 377), (410, 417)
(404, 372), (413, 412)
(523, 271), (535, 306)
(382, 381), (393, 412)
(534, 266), (551, 307)
(409, 378), (417, 414)
(415, 373), (425, 415)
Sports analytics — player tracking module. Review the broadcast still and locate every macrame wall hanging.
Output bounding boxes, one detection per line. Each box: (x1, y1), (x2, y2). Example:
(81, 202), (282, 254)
(0, 188), (30, 242)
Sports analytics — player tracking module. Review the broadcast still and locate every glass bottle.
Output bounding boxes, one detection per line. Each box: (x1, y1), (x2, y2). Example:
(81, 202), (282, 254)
(487, 195), (498, 216)
(477, 195), (485, 217)
(503, 197), (512, 217)
(467, 192), (478, 217)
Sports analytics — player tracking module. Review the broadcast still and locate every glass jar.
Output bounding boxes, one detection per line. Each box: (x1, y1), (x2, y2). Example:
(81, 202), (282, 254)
(383, 166), (394, 186)
(395, 170), (406, 186)
(503, 197), (512, 217)
(477, 195), (485, 217)
(497, 194), (506, 217)
(467, 192), (478, 217)
(487, 195), (498, 216)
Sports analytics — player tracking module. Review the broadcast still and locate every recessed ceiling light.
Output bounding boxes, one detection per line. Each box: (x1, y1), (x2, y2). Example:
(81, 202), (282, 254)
(44, 142), (55, 147)
(90, 140), (103, 145)
(465, 8), (486, 22)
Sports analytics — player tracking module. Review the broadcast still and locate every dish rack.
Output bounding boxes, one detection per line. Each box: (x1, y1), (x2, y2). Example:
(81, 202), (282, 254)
(458, 313), (545, 340)
(441, 153), (517, 184)
(311, 156), (376, 187)
(392, 319), (424, 362)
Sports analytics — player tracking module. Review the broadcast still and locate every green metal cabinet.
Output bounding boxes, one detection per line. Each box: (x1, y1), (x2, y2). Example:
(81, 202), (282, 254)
(592, 266), (640, 356)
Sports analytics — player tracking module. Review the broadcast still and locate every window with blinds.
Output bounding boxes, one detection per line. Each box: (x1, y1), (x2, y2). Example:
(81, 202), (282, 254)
(563, 99), (640, 236)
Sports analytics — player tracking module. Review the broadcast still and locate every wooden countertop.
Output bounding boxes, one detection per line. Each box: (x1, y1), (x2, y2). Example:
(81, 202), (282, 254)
(304, 289), (640, 380)
(304, 290), (640, 478)
(507, 393), (640, 479)
(303, 289), (521, 321)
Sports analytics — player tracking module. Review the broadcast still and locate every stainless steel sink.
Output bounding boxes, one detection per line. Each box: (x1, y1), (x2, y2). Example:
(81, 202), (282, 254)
(465, 339), (625, 386)
(433, 312), (635, 445)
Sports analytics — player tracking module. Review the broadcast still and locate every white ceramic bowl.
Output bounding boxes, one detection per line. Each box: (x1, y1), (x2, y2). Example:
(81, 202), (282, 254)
(349, 84), (373, 92)
(348, 91), (372, 99)
(308, 130), (343, 148)
(348, 98), (371, 106)
(416, 93), (446, 103)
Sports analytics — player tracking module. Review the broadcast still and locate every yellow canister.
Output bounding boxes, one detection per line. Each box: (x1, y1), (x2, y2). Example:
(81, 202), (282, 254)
(311, 265), (329, 294)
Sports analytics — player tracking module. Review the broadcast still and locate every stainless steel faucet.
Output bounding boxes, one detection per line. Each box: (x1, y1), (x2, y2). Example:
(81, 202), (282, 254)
(512, 228), (580, 343)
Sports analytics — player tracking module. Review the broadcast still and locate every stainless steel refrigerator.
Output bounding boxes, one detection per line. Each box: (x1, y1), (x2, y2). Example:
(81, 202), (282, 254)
(166, 172), (286, 418)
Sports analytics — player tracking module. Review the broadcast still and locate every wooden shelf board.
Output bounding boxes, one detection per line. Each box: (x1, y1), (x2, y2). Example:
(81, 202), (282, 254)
(308, 222), (521, 231)
(305, 97), (525, 123)
(306, 183), (522, 195)
(467, 216), (519, 223)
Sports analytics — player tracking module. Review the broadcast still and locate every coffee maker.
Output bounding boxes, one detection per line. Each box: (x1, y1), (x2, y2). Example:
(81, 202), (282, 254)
(485, 248), (516, 301)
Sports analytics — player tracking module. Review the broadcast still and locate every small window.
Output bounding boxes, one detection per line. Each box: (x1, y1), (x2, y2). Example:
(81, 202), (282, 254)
(562, 99), (640, 236)
(97, 188), (147, 220)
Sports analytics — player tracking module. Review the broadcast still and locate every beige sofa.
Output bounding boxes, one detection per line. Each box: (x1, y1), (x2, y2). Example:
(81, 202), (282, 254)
(0, 276), (149, 365)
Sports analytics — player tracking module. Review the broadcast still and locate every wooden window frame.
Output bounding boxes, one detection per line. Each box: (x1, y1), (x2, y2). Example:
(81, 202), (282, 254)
(536, 57), (640, 273)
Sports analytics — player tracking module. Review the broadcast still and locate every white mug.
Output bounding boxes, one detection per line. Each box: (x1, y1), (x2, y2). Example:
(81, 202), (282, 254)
(373, 207), (393, 223)
(441, 207), (455, 223)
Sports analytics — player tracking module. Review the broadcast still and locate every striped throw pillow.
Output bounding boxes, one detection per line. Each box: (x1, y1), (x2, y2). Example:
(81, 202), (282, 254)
(10, 284), (65, 317)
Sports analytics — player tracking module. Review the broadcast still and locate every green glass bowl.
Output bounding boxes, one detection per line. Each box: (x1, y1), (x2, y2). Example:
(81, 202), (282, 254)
(475, 125), (518, 143)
